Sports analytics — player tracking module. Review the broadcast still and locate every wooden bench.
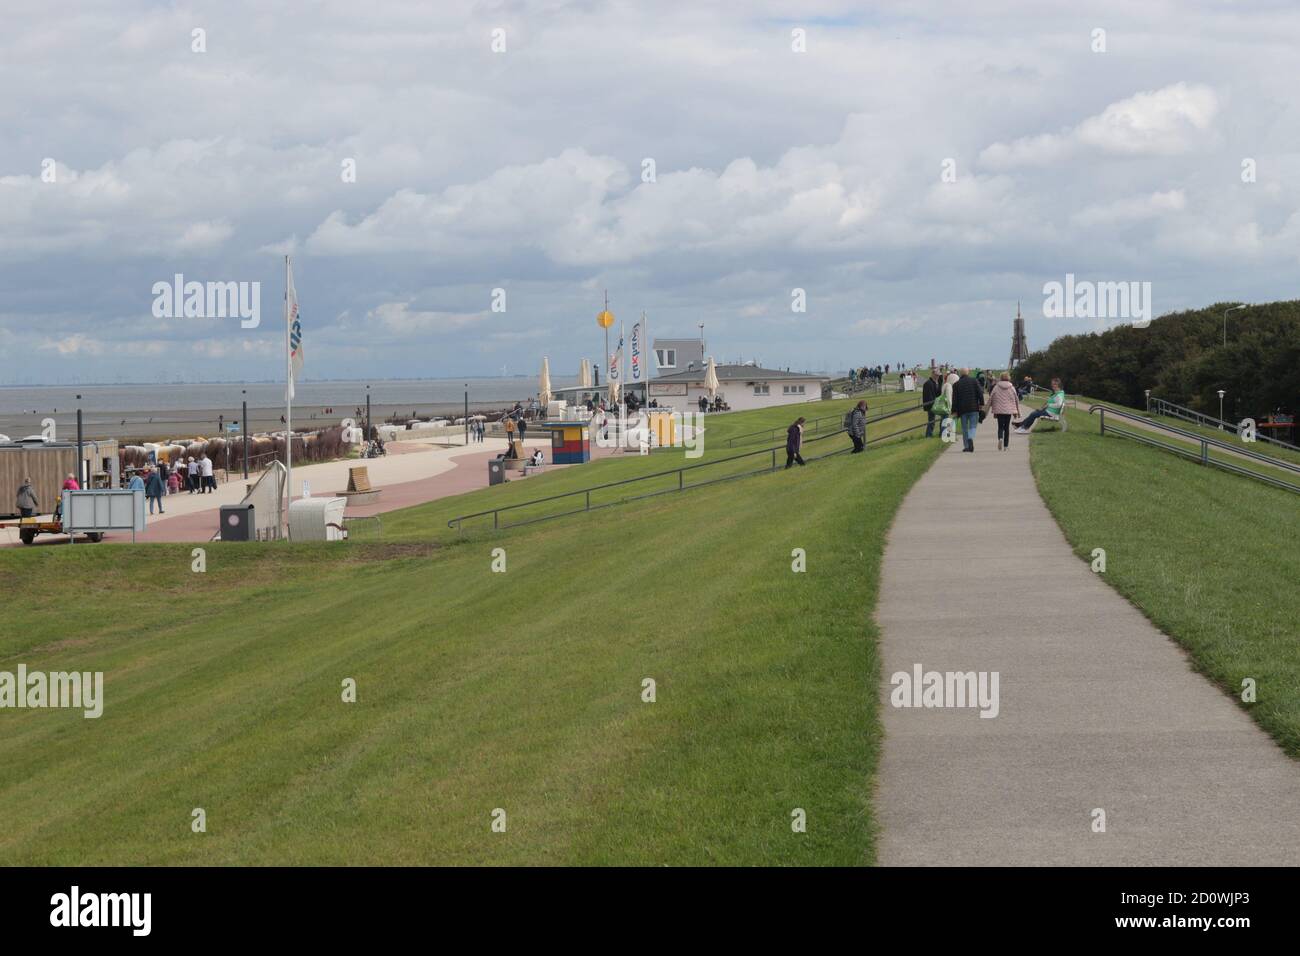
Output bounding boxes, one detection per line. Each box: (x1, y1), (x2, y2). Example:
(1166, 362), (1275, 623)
(347, 467), (372, 492)
(1039, 408), (1068, 431)
(335, 465), (381, 504)
(1021, 399), (1068, 432)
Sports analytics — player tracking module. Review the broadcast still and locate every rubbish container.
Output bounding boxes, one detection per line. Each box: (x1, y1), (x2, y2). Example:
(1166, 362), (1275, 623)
(219, 503), (254, 541)
(488, 459), (505, 486)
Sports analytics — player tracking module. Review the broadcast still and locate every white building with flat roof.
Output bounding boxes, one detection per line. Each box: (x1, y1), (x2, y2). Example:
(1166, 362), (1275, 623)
(651, 338), (706, 377)
(648, 363), (828, 412)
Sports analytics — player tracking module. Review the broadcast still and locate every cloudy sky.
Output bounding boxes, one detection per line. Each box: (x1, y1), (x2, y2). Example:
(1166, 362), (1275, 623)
(3, 0), (1299, 385)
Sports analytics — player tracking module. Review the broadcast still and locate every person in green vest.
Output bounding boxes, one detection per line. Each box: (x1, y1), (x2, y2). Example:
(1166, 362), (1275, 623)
(1016, 378), (1066, 433)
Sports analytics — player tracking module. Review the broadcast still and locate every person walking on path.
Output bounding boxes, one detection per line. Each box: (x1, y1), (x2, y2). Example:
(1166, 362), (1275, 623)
(951, 368), (984, 452)
(938, 371), (958, 441)
(200, 453), (215, 493)
(15, 477), (38, 517)
(127, 471), (145, 494)
(785, 417), (807, 468)
(987, 372), (1021, 450)
(847, 400), (868, 453)
(186, 456), (199, 493)
(144, 467), (165, 514)
(922, 368), (944, 437)
(1016, 378), (1066, 434)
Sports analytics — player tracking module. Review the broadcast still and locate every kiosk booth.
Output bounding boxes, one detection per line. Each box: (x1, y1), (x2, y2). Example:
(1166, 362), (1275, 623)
(545, 422), (591, 464)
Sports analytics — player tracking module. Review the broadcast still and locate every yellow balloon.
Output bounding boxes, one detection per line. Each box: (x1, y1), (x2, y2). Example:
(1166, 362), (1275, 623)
(596, 309), (615, 329)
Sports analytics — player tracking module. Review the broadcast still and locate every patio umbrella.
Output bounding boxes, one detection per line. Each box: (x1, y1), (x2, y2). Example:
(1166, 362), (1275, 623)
(704, 356), (720, 399)
(539, 357), (552, 407)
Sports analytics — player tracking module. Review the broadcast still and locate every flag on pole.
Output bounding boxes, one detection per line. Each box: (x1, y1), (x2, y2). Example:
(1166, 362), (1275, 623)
(609, 332), (623, 403)
(609, 333), (623, 384)
(629, 320), (643, 383)
(287, 262), (304, 399)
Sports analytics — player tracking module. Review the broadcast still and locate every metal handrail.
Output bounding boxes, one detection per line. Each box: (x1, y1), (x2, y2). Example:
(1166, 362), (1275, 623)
(1149, 397), (1298, 453)
(725, 397), (921, 447)
(1089, 404), (1300, 493)
(448, 404), (928, 532)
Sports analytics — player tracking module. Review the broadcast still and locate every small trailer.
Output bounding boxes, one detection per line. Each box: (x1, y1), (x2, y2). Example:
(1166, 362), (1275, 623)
(0, 516), (104, 545)
(2, 489), (143, 545)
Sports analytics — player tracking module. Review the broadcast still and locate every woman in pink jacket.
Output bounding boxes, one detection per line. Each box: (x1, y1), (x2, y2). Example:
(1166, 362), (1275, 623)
(987, 372), (1021, 450)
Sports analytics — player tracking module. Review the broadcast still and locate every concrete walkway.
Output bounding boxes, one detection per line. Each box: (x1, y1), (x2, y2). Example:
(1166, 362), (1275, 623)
(874, 434), (1300, 865)
(2, 432), (629, 547)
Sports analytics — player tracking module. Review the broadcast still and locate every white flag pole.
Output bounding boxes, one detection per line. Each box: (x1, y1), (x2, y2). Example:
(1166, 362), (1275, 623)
(641, 308), (648, 412)
(284, 254), (292, 539)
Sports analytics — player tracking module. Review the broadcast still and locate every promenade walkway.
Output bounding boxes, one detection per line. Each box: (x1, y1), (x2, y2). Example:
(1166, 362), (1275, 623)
(1, 434), (559, 546)
(874, 435), (1300, 864)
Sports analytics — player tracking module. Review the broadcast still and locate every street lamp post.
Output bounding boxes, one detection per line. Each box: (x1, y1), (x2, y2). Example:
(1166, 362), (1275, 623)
(75, 394), (84, 487)
(365, 385), (371, 442)
(1223, 304), (1247, 348)
(464, 385), (469, 447)
(241, 390), (249, 479)
(1218, 389), (1226, 428)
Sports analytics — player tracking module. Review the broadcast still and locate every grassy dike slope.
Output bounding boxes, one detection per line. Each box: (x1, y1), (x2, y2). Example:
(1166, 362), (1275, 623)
(0, 427), (941, 865)
(1027, 404), (1300, 756)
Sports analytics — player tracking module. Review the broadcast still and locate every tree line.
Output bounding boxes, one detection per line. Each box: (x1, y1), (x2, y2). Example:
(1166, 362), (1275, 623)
(1015, 300), (1300, 420)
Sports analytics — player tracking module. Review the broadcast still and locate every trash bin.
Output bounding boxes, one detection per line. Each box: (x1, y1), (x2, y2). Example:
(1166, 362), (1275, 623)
(488, 459), (505, 486)
(219, 503), (254, 541)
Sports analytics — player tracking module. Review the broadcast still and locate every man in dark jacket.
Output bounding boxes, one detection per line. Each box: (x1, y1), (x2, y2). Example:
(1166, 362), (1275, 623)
(785, 417), (806, 468)
(847, 400), (868, 453)
(922, 368), (943, 437)
(951, 368), (985, 452)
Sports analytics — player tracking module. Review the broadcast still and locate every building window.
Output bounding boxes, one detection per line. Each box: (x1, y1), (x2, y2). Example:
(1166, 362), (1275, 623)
(656, 348), (676, 369)
(782, 384), (806, 395)
(754, 384), (769, 395)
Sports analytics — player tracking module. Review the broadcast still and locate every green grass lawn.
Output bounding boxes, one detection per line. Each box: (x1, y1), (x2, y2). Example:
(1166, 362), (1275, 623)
(380, 391), (927, 540)
(0, 402), (942, 865)
(1020, 392), (1300, 488)
(1027, 411), (1300, 756)
(1143, 413), (1300, 469)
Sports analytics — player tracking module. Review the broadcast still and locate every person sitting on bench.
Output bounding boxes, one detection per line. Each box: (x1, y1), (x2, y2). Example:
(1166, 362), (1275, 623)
(1015, 378), (1065, 433)
(531, 449), (544, 466)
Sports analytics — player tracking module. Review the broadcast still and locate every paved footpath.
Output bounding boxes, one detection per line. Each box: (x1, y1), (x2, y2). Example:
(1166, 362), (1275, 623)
(875, 434), (1300, 865)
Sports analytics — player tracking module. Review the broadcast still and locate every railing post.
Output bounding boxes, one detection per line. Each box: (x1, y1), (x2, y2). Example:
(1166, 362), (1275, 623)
(494, 511), (499, 529)
(771, 448), (776, 470)
(678, 470), (683, 491)
(586, 490), (591, 511)
(1201, 440), (1208, 466)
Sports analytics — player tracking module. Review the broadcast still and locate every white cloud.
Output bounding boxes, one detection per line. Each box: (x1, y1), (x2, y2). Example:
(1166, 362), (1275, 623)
(980, 83), (1220, 170)
(366, 301), (490, 334)
(3, 3), (1300, 383)
(852, 317), (924, 335)
(1071, 190), (1187, 227)
(38, 334), (104, 355)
